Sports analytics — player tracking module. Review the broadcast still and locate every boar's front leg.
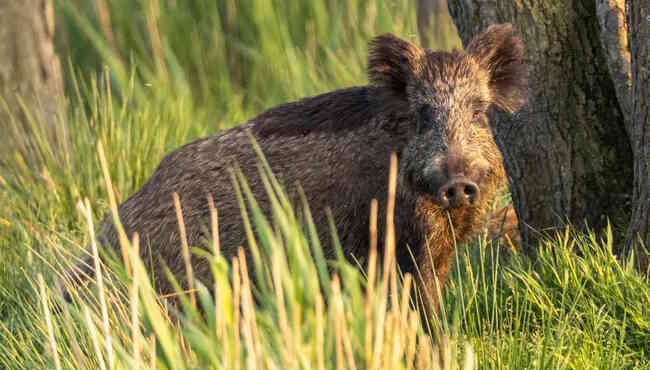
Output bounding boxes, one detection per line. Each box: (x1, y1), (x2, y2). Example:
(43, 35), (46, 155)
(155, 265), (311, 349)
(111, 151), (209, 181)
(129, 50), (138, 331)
(487, 204), (521, 253)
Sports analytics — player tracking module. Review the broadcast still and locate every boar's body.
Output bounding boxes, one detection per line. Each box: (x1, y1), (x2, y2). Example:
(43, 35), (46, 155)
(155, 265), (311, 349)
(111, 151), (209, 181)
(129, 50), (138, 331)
(98, 86), (424, 293)
(70, 24), (527, 315)
(97, 86), (489, 308)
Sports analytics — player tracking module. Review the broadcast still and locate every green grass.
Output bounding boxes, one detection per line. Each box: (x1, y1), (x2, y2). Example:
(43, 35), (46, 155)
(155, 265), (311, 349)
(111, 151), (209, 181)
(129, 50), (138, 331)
(1, 0), (649, 368)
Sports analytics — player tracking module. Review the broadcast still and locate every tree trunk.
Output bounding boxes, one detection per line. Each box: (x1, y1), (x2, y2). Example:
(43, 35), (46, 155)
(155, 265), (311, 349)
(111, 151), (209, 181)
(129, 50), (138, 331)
(447, 1), (634, 257)
(0, 0), (64, 153)
(625, 0), (650, 271)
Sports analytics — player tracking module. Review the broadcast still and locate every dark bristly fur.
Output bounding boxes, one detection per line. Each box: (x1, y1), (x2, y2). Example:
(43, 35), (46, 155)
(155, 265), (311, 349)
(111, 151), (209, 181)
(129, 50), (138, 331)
(466, 23), (527, 113)
(63, 24), (527, 316)
(368, 34), (425, 95)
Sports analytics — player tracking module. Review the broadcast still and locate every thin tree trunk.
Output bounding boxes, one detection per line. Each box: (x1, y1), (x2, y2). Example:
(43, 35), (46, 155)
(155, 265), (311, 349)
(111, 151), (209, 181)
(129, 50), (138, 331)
(597, 0), (632, 135)
(417, 0), (460, 50)
(417, 0), (438, 47)
(0, 0), (64, 153)
(447, 1), (634, 257)
(625, 0), (650, 271)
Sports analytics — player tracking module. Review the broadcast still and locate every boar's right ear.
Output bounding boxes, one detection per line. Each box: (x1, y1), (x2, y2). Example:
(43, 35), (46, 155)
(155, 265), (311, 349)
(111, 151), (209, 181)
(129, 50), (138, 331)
(368, 34), (424, 95)
(467, 23), (528, 113)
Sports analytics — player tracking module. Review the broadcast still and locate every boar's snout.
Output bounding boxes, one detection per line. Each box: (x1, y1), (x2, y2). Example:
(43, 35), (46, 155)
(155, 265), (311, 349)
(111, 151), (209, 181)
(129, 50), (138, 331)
(437, 177), (480, 209)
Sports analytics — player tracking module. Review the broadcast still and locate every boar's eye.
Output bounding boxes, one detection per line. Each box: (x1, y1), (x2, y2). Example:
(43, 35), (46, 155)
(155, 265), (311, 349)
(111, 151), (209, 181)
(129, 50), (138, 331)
(473, 109), (487, 127)
(417, 105), (436, 134)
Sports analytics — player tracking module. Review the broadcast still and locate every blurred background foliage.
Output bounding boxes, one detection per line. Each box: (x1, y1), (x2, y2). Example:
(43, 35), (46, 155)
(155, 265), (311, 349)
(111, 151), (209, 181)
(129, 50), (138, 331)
(56, 0), (458, 127)
(3, 1), (649, 369)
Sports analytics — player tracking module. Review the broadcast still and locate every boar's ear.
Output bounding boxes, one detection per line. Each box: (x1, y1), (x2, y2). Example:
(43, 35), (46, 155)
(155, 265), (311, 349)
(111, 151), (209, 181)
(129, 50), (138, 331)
(368, 34), (424, 95)
(467, 23), (528, 113)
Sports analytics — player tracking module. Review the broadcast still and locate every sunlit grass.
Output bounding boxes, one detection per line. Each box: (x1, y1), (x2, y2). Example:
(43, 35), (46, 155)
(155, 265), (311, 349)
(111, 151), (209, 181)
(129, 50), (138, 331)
(2, 144), (474, 369)
(1, 0), (649, 369)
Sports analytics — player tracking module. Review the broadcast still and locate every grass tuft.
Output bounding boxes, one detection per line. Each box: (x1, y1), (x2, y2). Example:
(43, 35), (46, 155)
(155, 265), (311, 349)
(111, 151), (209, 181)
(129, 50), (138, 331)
(1, 0), (649, 369)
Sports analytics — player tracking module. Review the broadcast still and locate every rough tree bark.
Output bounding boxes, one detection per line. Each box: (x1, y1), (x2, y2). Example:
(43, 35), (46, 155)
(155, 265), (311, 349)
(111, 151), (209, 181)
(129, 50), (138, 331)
(0, 0), (64, 152)
(625, 0), (650, 271)
(447, 1), (634, 257)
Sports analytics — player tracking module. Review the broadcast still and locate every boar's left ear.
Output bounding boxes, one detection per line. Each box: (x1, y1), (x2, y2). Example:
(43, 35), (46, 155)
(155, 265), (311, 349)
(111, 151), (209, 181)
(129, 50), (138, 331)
(368, 34), (424, 96)
(467, 23), (528, 113)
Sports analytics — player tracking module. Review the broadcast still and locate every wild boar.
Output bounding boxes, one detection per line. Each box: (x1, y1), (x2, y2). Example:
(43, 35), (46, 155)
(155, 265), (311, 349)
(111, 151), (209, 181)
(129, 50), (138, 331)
(64, 23), (527, 315)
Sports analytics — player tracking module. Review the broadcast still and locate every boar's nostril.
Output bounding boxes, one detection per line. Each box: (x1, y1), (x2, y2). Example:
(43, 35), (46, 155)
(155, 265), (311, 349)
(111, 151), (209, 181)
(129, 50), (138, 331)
(438, 179), (480, 209)
(463, 182), (479, 205)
